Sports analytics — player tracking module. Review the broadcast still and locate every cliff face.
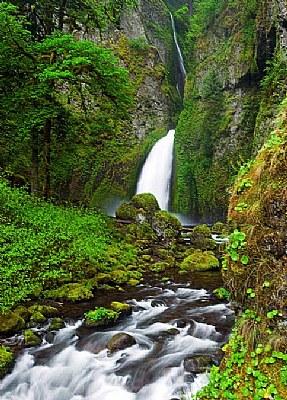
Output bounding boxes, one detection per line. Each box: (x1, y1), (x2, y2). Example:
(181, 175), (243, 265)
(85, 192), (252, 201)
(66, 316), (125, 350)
(173, 0), (287, 221)
(68, 0), (178, 207)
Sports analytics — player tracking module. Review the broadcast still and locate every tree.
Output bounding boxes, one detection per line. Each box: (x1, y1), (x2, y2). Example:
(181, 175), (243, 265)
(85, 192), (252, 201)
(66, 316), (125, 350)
(0, 2), (134, 198)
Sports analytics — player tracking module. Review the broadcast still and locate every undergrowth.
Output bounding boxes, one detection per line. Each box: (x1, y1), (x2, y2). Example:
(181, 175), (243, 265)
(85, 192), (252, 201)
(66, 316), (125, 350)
(0, 181), (137, 311)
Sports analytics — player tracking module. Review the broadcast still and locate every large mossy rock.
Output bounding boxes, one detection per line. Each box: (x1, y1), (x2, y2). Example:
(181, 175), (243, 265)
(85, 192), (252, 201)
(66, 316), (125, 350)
(188, 224), (216, 250)
(28, 305), (58, 318)
(84, 307), (119, 328)
(152, 210), (181, 247)
(180, 250), (219, 273)
(0, 346), (14, 379)
(106, 332), (136, 353)
(130, 193), (160, 214)
(115, 203), (138, 221)
(0, 311), (25, 334)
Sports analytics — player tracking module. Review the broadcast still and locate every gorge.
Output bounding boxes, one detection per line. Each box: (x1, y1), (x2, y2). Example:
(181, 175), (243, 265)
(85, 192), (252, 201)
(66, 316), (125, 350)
(1, 0), (287, 399)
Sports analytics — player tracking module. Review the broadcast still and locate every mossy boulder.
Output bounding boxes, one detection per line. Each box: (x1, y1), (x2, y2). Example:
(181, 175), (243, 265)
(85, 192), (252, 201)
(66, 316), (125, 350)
(180, 250), (219, 273)
(212, 221), (227, 234)
(28, 305), (58, 318)
(30, 311), (47, 324)
(43, 283), (94, 302)
(24, 330), (42, 347)
(184, 355), (213, 373)
(84, 307), (119, 328)
(49, 318), (65, 330)
(110, 302), (132, 316)
(130, 193), (160, 214)
(115, 203), (138, 221)
(0, 346), (14, 379)
(188, 224), (216, 250)
(106, 332), (136, 353)
(0, 311), (25, 334)
(152, 210), (182, 246)
(13, 305), (30, 321)
(150, 261), (169, 273)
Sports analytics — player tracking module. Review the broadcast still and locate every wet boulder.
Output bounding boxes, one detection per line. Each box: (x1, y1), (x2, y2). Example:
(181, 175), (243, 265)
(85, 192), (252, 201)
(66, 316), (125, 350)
(106, 332), (136, 353)
(184, 355), (213, 374)
(49, 318), (65, 330)
(110, 302), (132, 317)
(84, 307), (119, 328)
(130, 193), (160, 214)
(115, 203), (138, 222)
(24, 329), (42, 347)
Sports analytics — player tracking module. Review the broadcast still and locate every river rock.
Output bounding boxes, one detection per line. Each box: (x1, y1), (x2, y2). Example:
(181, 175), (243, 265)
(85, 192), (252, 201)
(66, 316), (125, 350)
(49, 318), (64, 330)
(110, 302), (132, 317)
(106, 332), (136, 353)
(24, 330), (42, 347)
(187, 320), (197, 336)
(151, 299), (166, 307)
(184, 355), (213, 374)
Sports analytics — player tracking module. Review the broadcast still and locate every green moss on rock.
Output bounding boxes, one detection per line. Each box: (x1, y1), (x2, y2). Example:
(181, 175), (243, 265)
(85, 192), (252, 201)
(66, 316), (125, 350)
(180, 250), (219, 273)
(0, 346), (14, 379)
(84, 307), (119, 328)
(110, 301), (132, 316)
(24, 329), (42, 347)
(115, 203), (138, 221)
(30, 312), (47, 324)
(49, 318), (64, 330)
(43, 283), (94, 302)
(0, 311), (25, 334)
(130, 193), (160, 213)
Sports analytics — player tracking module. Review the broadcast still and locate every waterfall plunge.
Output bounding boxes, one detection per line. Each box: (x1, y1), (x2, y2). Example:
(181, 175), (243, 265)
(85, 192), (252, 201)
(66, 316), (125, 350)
(136, 129), (175, 210)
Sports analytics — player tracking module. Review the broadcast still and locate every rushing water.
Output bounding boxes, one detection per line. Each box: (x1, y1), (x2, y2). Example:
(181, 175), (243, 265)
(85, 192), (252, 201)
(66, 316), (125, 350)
(0, 279), (234, 400)
(136, 130), (175, 210)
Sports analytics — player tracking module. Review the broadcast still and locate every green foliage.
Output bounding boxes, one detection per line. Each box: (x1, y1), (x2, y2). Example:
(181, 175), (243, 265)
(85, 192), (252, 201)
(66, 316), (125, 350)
(179, 249), (219, 273)
(225, 229), (249, 265)
(0, 181), (137, 311)
(85, 307), (119, 323)
(213, 287), (231, 301)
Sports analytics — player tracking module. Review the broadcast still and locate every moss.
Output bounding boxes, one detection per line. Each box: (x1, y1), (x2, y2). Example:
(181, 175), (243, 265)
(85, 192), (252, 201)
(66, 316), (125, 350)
(130, 193), (160, 213)
(43, 283), (94, 302)
(30, 312), (47, 324)
(0, 346), (14, 379)
(24, 329), (42, 347)
(0, 311), (25, 334)
(110, 301), (131, 314)
(179, 249), (219, 272)
(150, 261), (169, 273)
(28, 305), (58, 318)
(84, 307), (119, 328)
(49, 318), (64, 330)
(127, 279), (140, 286)
(115, 203), (138, 221)
(188, 224), (216, 250)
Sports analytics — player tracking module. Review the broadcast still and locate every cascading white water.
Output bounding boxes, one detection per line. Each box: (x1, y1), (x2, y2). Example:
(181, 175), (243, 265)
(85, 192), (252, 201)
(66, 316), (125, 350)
(0, 282), (234, 400)
(170, 13), (187, 79)
(136, 129), (175, 210)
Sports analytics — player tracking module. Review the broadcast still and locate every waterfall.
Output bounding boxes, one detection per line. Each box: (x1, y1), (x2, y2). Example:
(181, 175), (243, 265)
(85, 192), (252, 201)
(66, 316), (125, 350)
(136, 129), (175, 210)
(170, 13), (187, 79)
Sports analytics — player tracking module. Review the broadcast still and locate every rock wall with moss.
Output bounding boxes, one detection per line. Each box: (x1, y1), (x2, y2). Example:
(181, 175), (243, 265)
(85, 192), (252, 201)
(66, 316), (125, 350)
(173, 0), (287, 221)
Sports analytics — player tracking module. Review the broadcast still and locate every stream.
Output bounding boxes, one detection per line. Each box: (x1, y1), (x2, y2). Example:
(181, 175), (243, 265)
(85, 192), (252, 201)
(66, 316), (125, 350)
(0, 275), (234, 400)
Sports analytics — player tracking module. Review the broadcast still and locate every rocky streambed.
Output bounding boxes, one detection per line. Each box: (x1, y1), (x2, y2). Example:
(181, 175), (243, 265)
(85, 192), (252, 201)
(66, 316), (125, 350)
(0, 274), (234, 399)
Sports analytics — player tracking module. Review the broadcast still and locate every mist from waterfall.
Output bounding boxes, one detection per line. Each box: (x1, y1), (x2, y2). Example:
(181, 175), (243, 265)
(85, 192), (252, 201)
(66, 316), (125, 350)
(136, 129), (175, 210)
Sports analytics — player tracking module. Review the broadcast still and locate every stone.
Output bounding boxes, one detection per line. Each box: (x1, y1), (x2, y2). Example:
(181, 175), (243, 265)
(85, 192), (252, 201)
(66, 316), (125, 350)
(0, 346), (14, 379)
(184, 355), (213, 374)
(110, 302), (132, 316)
(179, 250), (219, 272)
(0, 311), (25, 334)
(24, 330), (42, 347)
(30, 311), (47, 324)
(106, 332), (136, 353)
(49, 318), (64, 330)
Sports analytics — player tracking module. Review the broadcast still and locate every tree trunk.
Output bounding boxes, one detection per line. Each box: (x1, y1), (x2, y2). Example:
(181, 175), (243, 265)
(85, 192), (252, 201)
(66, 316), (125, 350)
(31, 129), (39, 195)
(44, 118), (52, 200)
(189, 0), (194, 16)
(58, 0), (67, 31)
